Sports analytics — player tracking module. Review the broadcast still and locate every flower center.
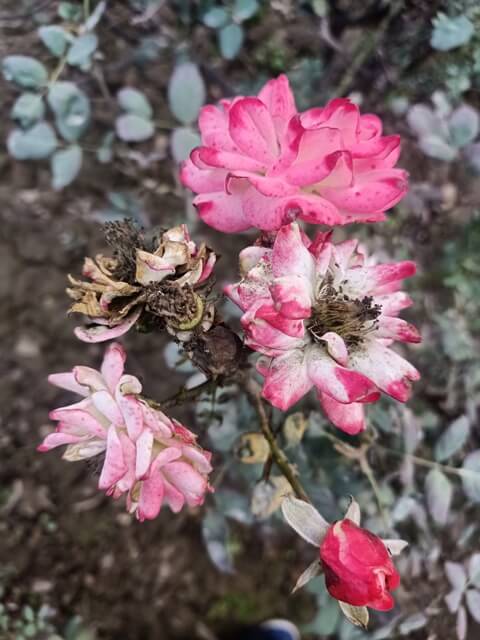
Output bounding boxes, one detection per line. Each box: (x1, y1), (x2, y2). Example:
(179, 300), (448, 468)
(307, 276), (381, 349)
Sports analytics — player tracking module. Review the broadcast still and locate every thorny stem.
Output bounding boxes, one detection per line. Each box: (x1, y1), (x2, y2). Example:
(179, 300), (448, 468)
(377, 444), (480, 480)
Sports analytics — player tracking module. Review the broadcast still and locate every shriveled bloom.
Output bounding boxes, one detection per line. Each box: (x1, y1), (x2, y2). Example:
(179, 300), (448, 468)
(68, 221), (216, 343)
(181, 75), (407, 233)
(39, 343), (213, 520)
(281, 496), (407, 626)
(226, 222), (420, 434)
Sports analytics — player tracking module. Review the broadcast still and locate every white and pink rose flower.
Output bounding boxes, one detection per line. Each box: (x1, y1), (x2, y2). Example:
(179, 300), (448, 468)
(39, 343), (213, 521)
(226, 222), (420, 434)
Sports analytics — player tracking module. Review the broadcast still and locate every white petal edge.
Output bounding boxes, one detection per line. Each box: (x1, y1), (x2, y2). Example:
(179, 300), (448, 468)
(292, 559), (323, 594)
(281, 496), (329, 547)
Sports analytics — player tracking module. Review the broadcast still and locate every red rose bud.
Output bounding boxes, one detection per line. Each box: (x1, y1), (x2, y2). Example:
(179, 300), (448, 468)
(319, 518), (400, 611)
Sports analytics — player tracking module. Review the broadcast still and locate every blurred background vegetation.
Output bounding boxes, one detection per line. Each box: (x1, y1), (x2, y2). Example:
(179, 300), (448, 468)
(1, 0), (480, 638)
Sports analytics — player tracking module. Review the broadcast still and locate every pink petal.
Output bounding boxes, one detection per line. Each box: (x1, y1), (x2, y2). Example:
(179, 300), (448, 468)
(73, 366), (107, 392)
(198, 147), (266, 173)
(321, 169), (408, 215)
(320, 332), (349, 366)
(49, 404), (106, 438)
(195, 190), (251, 232)
(37, 431), (84, 452)
(180, 156), (227, 193)
(162, 477), (185, 513)
(162, 461), (208, 507)
(261, 350), (313, 410)
(116, 393), (144, 441)
(101, 342), (126, 393)
(283, 193), (344, 226)
(307, 347), (377, 403)
(181, 446), (214, 474)
(318, 392), (367, 435)
(269, 276), (313, 319)
(48, 372), (88, 396)
(272, 222), (316, 280)
(91, 390), (123, 426)
(137, 472), (165, 521)
(74, 309), (141, 343)
(376, 317), (421, 344)
(350, 341), (420, 402)
(229, 97), (279, 164)
(257, 74), (297, 142)
(135, 428), (154, 479)
(198, 104), (237, 151)
(377, 292), (413, 315)
(98, 426), (128, 490)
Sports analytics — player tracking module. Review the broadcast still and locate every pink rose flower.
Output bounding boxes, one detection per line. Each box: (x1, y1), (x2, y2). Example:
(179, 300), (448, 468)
(226, 222), (420, 434)
(39, 343), (213, 520)
(320, 518), (400, 611)
(181, 75), (408, 233)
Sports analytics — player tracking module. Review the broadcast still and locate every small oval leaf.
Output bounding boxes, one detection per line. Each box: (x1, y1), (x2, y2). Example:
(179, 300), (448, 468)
(7, 122), (58, 160)
(117, 87), (153, 119)
(168, 62), (206, 125)
(425, 468), (452, 526)
(115, 114), (154, 142)
(51, 145), (82, 190)
(219, 23), (244, 60)
(462, 450), (480, 503)
(435, 415), (470, 462)
(2, 55), (48, 89)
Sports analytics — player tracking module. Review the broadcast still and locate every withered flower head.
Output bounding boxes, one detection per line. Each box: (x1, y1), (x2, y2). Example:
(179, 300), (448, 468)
(68, 221), (217, 343)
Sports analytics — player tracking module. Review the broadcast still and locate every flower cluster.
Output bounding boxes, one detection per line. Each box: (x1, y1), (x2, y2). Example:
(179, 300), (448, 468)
(68, 222), (216, 343)
(226, 222), (420, 434)
(39, 343), (213, 520)
(181, 75), (407, 233)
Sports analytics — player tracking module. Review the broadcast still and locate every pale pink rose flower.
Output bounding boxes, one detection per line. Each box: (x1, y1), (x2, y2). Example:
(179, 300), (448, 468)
(225, 223), (420, 434)
(181, 75), (408, 233)
(39, 343), (213, 520)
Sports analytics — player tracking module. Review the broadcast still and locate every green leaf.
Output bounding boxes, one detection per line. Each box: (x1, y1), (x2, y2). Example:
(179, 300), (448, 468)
(7, 122), (58, 159)
(398, 613), (428, 635)
(462, 450), (480, 503)
(2, 55), (48, 89)
(232, 0), (259, 22)
(449, 105), (480, 148)
(431, 13), (474, 52)
(58, 2), (83, 22)
(117, 87), (153, 119)
(47, 82), (91, 141)
(67, 33), (98, 70)
(218, 23), (244, 60)
(435, 415), (470, 461)
(168, 62), (206, 125)
(84, 0), (106, 31)
(115, 114), (154, 142)
(170, 126), (200, 163)
(51, 145), (82, 190)
(202, 7), (229, 28)
(11, 93), (45, 128)
(425, 468), (452, 526)
(38, 25), (71, 57)
(311, 0), (328, 17)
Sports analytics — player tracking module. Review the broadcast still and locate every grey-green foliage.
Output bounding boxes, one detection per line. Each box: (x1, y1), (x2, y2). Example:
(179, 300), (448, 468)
(115, 88), (155, 142)
(11, 93), (45, 128)
(2, 55), (48, 89)
(48, 82), (91, 142)
(67, 33), (98, 70)
(407, 92), (479, 163)
(168, 61), (206, 125)
(7, 122), (58, 160)
(201, 0), (261, 60)
(38, 25), (72, 57)
(431, 13), (475, 52)
(51, 145), (83, 190)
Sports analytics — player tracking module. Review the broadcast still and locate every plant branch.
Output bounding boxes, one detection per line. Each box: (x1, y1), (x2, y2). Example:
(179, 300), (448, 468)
(144, 377), (218, 411)
(242, 377), (310, 503)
